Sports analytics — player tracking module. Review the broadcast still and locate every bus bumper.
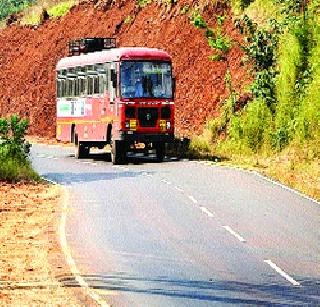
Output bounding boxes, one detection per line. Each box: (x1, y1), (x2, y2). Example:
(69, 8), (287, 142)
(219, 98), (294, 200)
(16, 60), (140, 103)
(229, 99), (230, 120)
(119, 132), (174, 143)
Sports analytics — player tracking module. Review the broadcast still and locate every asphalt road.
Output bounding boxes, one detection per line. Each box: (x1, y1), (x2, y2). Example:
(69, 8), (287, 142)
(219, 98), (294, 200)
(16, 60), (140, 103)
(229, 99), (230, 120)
(31, 143), (320, 306)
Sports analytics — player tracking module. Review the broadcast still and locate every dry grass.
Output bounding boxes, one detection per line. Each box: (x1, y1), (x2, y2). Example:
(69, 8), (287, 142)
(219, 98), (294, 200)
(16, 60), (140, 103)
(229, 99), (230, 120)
(216, 143), (320, 201)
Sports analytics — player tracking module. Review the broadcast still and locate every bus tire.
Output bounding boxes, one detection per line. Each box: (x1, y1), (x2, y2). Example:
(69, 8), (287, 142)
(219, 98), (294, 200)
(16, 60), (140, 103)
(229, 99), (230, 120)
(111, 140), (126, 165)
(155, 142), (165, 162)
(75, 141), (89, 159)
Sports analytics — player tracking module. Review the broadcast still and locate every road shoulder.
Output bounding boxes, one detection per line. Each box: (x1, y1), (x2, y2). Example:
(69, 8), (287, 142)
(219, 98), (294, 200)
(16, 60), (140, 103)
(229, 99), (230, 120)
(0, 182), (97, 305)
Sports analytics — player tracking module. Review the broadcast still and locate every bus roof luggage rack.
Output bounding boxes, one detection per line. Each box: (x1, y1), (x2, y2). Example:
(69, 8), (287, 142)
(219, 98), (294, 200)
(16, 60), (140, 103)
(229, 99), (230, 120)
(69, 38), (116, 56)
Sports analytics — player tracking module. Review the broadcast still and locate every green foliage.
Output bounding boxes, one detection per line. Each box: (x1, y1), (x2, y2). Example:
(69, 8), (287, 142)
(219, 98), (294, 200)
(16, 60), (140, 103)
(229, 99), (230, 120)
(273, 30), (302, 149)
(47, 0), (76, 18)
(190, 9), (207, 29)
(189, 135), (211, 156)
(230, 99), (273, 152)
(124, 15), (133, 25)
(295, 14), (320, 141)
(207, 16), (232, 59)
(0, 115), (39, 182)
(236, 15), (278, 108)
(0, 0), (34, 20)
(136, 0), (153, 8)
(190, 11), (231, 61)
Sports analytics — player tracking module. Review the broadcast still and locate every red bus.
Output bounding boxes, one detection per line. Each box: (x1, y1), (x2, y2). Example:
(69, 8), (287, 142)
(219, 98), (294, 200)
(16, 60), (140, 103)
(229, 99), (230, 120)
(56, 38), (175, 164)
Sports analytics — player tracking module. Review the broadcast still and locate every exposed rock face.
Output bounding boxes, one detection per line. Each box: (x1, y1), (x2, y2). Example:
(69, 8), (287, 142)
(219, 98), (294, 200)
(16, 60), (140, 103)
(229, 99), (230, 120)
(0, 0), (251, 138)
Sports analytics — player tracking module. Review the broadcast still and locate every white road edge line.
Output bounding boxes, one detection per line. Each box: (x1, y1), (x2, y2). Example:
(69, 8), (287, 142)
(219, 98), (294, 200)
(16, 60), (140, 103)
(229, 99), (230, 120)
(264, 260), (301, 286)
(188, 195), (198, 204)
(222, 226), (246, 243)
(200, 207), (214, 218)
(253, 171), (320, 205)
(202, 162), (319, 206)
(59, 186), (110, 306)
(42, 177), (57, 185)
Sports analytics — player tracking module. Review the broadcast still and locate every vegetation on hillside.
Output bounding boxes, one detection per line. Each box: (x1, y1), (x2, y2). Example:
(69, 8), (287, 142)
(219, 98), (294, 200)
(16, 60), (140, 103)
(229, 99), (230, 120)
(0, 115), (40, 182)
(190, 0), (319, 199)
(0, 0), (35, 20)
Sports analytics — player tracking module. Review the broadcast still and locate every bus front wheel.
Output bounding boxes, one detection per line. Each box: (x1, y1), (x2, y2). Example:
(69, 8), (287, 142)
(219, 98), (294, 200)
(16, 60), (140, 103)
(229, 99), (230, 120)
(111, 140), (126, 165)
(75, 141), (89, 159)
(155, 142), (165, 162)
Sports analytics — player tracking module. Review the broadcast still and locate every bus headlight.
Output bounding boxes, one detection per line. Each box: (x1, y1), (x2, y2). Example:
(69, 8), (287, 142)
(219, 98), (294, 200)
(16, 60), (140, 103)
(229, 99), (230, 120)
(166, 121), (171, 130)
(125, 121), (130, 129)
(129, 119), (137, 130)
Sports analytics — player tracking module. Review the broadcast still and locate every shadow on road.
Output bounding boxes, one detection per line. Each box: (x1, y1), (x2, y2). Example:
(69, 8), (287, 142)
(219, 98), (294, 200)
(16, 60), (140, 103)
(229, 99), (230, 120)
(69, 152), (182, 164)
(42, 170), (146, 185)
(57, 273), (320, 305)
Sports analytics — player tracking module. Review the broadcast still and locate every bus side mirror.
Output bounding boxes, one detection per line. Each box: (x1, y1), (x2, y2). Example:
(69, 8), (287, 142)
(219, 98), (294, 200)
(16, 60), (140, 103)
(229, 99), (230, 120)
(110, 69), (117, 103)
(111, 69), (117, 89)
(172, 77), (176, 98)
(110, 81), (115, 103)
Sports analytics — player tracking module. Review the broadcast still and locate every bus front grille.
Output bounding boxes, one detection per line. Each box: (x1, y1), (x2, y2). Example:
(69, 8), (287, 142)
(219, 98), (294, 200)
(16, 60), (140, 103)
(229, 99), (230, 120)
(138, 108), (158, 127)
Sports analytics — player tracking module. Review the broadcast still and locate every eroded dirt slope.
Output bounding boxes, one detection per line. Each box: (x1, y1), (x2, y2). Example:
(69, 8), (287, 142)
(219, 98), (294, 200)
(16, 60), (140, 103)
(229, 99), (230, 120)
(0, 0), (250, 137)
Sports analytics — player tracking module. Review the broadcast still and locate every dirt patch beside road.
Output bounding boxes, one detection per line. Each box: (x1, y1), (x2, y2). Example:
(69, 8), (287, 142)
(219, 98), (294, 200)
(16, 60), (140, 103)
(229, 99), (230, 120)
(0, 182), (96, 305)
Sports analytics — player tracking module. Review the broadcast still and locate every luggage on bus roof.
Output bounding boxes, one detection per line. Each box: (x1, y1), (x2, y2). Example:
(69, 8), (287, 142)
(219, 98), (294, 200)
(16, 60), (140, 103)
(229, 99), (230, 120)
(69, 38), (116, 56)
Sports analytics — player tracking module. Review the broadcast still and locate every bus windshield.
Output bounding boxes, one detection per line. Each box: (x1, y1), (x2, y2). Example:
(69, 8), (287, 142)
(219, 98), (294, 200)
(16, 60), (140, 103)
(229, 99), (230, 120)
(120, 61), (172, 99)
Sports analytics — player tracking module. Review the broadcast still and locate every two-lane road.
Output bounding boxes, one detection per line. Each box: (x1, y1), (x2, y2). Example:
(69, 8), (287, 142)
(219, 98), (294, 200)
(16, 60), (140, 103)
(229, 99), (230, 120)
(31, 143), (320, 306)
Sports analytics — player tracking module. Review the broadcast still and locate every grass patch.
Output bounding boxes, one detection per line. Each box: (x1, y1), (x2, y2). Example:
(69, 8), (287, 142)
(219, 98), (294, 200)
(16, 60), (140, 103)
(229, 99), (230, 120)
(47, 0), (77, 18)
(0, 157), (40, 182)
(20, 0), (77, 25)
(0, 115), (40, 183)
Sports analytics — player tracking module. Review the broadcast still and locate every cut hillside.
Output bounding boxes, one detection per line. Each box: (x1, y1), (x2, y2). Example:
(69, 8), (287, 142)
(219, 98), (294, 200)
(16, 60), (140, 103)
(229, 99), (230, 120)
(0, 0), (251, 138)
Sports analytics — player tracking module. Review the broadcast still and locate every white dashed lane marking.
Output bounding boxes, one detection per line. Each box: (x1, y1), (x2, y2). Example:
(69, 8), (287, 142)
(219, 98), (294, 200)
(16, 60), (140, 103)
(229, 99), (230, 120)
(188, 195), (198, 204)
(200, 207), (215, 218)
(264, 260), (301, 286)
(222, 226), (246, 243)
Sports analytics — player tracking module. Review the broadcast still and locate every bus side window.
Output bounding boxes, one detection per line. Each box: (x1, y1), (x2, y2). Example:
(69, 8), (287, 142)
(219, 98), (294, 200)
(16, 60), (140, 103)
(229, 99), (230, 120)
(79, 77), (85, 96)
(98, 75), (103, 94)
(104, 63), (110, 93)
(61, 79), (66, 98)
(75, 77), (79, 97)
(77, 66), (85, 97)
(66, 79), (70, 97)
(57, 79), (60, 98)
(87, 76), (93, 96)
(57, 70), (66, 98)
(93, 75), (99, 95)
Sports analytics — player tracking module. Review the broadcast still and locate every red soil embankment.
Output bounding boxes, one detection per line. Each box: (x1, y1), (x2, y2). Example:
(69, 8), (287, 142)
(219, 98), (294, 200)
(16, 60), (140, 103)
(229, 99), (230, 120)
(0, 0), (250, 138)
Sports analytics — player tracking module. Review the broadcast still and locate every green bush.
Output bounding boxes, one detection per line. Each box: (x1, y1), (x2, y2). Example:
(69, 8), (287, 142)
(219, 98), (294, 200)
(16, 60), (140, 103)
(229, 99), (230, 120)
(232, 99), (273, 152)
(0, 0), (34, 20)
(0, 115), (39, 182)
(273, 29), (303, 149)
(190, 9), (207, 29)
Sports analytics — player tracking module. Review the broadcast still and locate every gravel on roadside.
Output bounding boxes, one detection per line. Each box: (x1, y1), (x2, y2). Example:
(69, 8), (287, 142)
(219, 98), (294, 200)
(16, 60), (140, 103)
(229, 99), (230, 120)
(0, 182), (95, 306)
